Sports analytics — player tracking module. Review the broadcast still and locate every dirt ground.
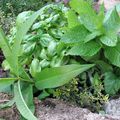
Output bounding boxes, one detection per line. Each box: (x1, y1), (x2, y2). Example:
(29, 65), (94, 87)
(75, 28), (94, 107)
(0, 95), (120, 120)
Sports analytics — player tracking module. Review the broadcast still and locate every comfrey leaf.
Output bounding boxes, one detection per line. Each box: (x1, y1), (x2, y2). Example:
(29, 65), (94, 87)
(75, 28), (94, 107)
(104, 42), (120, 67)
(61, 25), (89, 43)
(70, 0), (101, 32)
(104, 72), (120, 95)
(67, 41), (101, 57)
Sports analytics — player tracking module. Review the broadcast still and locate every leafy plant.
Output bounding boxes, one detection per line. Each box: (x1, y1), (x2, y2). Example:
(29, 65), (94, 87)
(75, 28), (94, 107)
(61, 0), (120, 95)
(54, 69), (109, 112)
(0, 4), (94, 119)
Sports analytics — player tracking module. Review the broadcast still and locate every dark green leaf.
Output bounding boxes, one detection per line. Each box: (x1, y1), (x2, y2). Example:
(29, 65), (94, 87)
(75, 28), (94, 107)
(104, 72), (120, 95)
(104, 42), (120, 67)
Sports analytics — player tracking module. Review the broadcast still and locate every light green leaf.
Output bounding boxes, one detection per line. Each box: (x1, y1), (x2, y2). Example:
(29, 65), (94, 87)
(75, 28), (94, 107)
(16, 11), (34, 28)
(84, 31), (101, 43)
(61, 25), (89, 43)
(104, 42), (120, 67)
(70, 0), (101, 31)
(100, 33), (117, 46)
(14, 81), (37, 120)
(30, 58), (41, 77)
(104, 72), (120, 95)
(104, 7), (120, 33)
(0, 78), (17, 92)
(0, 99), (14, 109)
(67, 41), (101, 56)
(67, 10), (80, 28)
(35, 64), (94, 90)
(0, 27), (17, 74)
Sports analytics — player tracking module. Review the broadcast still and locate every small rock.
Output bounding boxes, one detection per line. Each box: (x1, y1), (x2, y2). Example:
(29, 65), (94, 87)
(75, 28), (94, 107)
(105, 97), (120, 116)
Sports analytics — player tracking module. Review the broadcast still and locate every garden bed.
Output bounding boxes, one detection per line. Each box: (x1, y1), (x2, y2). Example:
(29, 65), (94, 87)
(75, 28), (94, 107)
(1, 0), (120, 120)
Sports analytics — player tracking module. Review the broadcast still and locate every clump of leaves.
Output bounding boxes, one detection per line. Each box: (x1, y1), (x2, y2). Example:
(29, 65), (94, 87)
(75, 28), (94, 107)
(0, 3), (94, 119)
(54, 69), (109, 112)
(61, 0), (120, 96)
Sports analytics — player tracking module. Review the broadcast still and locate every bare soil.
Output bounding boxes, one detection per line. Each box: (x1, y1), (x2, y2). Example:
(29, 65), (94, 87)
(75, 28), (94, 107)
(0, 94), (120, 120)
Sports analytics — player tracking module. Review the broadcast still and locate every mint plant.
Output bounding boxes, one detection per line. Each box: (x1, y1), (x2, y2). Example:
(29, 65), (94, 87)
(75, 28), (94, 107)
(61, 0), (120, 95)
(0, 4), (94, 119)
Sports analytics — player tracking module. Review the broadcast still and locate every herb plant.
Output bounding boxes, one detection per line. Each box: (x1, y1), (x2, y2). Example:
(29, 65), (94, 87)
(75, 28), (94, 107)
(0, 4), (94, 119)
(61, 0), (120, 95)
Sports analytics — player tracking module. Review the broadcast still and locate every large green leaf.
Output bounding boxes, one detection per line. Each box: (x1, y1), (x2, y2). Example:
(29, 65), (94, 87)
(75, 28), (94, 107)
(70, 0), (101, 31)
(104, 7), (120, 33)
(61, 25), (89, 43)
(35, 64), (94, 90)
(67, 41), (101, 57)
(104, 42), (120, 67)
(14, 81), (37, 120)
(20, 82), (35, 113)
(104, 72), (120, 95)
(0, 78), (17, 92)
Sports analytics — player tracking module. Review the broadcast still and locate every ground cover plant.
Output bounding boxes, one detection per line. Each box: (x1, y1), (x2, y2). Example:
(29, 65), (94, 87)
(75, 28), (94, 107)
(0, 3), (94, 120)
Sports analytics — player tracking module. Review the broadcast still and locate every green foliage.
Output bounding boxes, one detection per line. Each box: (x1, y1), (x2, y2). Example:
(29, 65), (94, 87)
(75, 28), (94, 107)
(0, 3), (94, 119)
(61, 0), (120, 96)
(104, 72), (120, 95)
(0, 0), (53, 15)
(54, 72), (109, 112)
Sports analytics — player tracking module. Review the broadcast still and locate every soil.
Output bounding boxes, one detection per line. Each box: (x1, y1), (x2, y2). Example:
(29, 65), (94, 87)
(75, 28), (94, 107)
(0, 94), (120, 120)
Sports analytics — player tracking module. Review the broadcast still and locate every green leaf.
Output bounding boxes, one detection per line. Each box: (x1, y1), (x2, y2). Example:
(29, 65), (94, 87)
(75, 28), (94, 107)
(14, 81), (37, 120)
(84, 31), (101, 43)
(61, 25), (89, 43)
(0, 99), (14, 109)
(100, 32), (117, 46)
(20, 82), (35, 113)
(16, 11), (34, 28)
(0, 27), (17, 74)
(12, 4), (55, 75)
(67, 10), (80, 28)
(19, 66), (32, 82)
(104, 42), (120, 67)
(67, 41), (101, 57)
(0, 78), (17, 92)
(104, 7), (120, 33)
(104, 72), (120, 95)
(38, 90), (50, 100)
(95, 60), (113, 73)
(35, 64), (94, 90)
(30, 58), (41, 77)
(70, 0), (100, 31)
